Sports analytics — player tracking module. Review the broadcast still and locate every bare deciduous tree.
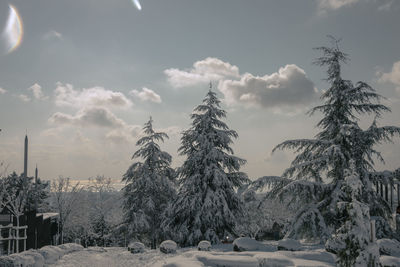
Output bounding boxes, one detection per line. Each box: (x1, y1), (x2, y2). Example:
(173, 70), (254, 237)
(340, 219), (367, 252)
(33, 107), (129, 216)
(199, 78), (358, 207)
(0, 175), (31, 253)
(51, 176), (83, 244)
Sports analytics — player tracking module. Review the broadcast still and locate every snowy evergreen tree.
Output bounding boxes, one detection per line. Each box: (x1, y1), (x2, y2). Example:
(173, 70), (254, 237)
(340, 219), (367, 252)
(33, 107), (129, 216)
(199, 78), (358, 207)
(164, 88), (248, 247)
(122, 117), (175, 249)
(267, 37), (400, 241)
(325, 162), (380, 266)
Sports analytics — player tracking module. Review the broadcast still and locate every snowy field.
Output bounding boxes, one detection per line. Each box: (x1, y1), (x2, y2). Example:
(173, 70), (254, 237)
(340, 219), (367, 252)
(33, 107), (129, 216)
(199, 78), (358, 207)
(48, 242), (337, 267)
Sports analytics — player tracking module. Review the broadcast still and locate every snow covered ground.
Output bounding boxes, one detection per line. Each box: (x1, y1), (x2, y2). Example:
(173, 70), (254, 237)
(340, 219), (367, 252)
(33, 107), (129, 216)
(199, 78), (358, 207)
(48, 242), (337, 267)
(5, 239), (400, 266)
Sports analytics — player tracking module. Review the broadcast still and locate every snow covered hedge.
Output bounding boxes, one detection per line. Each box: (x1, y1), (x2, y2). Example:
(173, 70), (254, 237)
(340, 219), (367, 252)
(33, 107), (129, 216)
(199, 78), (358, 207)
(58, 243), (84, 254)
(128, 241), (146, 253)
(277, 238), (301, 251)
(160, 240), (177, 254)
(0, 243), (83, 267)
(38, 245), (65, 264)
(197, 240), (211, 251)
(377, 239), (400, 257)
(233, 237), (263, 252)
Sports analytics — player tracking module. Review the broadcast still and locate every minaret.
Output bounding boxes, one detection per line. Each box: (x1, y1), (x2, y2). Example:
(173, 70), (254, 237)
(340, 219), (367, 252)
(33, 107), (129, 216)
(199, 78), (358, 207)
(35, 164), (38, 211)
(24, 134), (28, 178)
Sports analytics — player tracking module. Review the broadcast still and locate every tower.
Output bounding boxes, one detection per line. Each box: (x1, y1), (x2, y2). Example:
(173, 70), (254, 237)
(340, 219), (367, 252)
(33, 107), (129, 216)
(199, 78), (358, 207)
(24, 134), (28, 177)
(35, 164), (38, 210)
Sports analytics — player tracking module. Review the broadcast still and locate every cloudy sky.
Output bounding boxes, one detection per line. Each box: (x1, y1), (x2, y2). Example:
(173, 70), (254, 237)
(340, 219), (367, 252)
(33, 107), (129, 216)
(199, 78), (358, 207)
(0, 0), (399, 182)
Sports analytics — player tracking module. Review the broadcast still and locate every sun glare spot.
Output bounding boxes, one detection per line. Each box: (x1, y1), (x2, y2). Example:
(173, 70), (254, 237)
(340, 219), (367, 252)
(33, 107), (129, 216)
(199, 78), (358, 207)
(132, 0), (142, 10)
(2, 5), (23, 54)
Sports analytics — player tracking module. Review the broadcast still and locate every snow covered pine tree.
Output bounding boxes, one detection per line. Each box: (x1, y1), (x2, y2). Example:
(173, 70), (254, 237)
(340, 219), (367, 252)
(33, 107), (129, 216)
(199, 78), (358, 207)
(164, 87), (248, 247)
(268, 37), (400, 242)
(122, 117), (176, 249)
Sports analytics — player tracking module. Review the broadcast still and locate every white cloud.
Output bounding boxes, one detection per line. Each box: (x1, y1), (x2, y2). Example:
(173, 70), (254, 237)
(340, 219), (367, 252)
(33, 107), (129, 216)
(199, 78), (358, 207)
(317, 0), (359, 12)
(377, 0), (394, 11)
(165, 58), (317, 110)
(49, 106), (126, 128)
(130, 87), (162, 103)
(28, 83), (48, 100)
(160, 126), (182, 137)
(54, 82), (132, 109)
(378, 60), (400, 92)
(18, 94), (31, 102)
(219, 64), (317, 109)
(164, 57), (240, 88)
(105, 125), (141, 144)
(48, 106), (142, 144)
(316, 0), (360, 14)
(43, 30), (63, 41)
(0, 88), (7, 94)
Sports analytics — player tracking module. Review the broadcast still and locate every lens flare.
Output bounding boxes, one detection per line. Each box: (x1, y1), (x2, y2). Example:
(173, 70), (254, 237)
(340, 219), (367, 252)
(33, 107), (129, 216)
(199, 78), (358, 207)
(2, 5), (23, 53)
(132, 0), (142, 10)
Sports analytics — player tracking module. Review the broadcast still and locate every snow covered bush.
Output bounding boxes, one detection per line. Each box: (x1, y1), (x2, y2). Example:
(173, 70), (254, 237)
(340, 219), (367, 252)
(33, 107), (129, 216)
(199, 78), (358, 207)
(160, 240), (177, 254)
(237, 176), (294, 240)
(277, 238), (301, 251)
(38, 245), (65, 264)
(163, 89), (248, 247)
(19, 250), (45, 267)
(233, 237), (263, 252)
(325, 166), (380, 266)
(128, 241), (146, 253)
(197, 240), (211, 251)
(0, 256), (14, 266)
(380, 255), (400, 267)
(58, 243), (84, 254)
(377, 239), (400, 257)
(8, 252), (36, 267)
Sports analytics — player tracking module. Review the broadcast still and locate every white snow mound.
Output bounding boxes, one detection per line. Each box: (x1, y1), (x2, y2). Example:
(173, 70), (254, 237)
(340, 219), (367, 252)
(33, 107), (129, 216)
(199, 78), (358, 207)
(198, 240), (211, 251)
(38, 245), (65, 264)
(128, 241), (145, 253)
(377, 238), (400, 257)
(20, 250), (45, 267)
(277, 238), (301, 251)
(160, 240), (178, 254)
(86, 246), (106, 253)
(233, 237), (263, 252)
(58, 243), (84, 254)
(380, 255), (400, 267)
(8, 253), (36, 267)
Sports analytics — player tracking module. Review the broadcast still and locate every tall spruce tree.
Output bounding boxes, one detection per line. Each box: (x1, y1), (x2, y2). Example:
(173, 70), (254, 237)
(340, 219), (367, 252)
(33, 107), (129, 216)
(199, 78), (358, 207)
(268, 37), (400, 241)
(122, 117), (175, 249)
(164, 88), (248, 247)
